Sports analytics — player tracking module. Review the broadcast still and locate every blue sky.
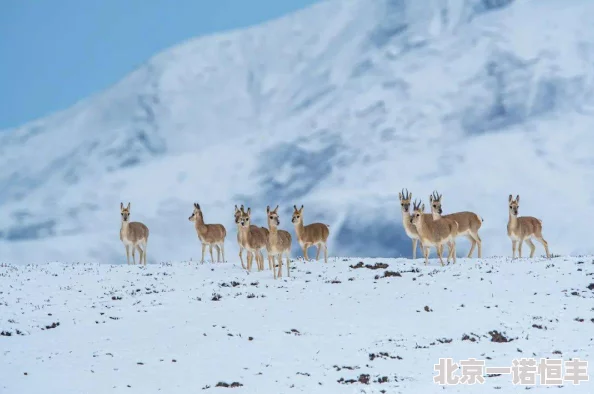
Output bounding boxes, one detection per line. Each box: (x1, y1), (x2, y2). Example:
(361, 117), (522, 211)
(0, 0), (319, 129)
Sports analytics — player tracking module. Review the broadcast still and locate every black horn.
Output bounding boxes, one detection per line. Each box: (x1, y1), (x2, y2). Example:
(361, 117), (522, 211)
(402, 188), (410, 200)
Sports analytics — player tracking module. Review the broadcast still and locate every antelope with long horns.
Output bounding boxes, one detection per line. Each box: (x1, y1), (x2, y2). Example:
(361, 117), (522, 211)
(398, 188), (428, 259)
(410, 199), (458, 266)
(429, 190), (483, 258)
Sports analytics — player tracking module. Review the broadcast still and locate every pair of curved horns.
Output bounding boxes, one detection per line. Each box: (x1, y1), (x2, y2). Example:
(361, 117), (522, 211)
(400, 188), (411, 200)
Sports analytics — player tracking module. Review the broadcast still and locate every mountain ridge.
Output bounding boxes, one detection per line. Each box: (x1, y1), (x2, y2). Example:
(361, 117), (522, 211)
(1, 0), (594, 264)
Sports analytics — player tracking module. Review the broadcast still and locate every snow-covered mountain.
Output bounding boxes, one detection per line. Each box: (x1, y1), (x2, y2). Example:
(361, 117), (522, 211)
(1, 0), (594, 264)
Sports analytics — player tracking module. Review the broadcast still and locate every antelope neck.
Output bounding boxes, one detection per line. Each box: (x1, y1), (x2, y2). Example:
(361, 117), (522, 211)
(294, 221), (305, 236)
(194, 215), (208, 234)
(414, 215), (426, 232)
(401, 210), (413, 227)
(508, 213), (518, 226)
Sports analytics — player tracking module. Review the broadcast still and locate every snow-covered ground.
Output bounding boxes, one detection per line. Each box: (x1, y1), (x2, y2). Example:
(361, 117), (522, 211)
(2, 255), (593, 393)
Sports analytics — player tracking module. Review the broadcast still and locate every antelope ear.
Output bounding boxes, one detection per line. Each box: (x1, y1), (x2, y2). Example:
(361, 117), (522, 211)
(429, 195), (433, 203)
(293, 205), (298, 211)
(398, 192), (402, 200)
(421, 203), (425, 212)
(120, 202), (123, 210)
(409, 192), (413, 199)
(508, 194), (513, 202)
(516, 195), (520, 204)
(299, 205), (304, 212)
(247, 207), (251, 215)
(274, 205), (279, 213)
(234, 205), (239, 213)
(266, 205), (270, 213)
(126, 202), (130, 210)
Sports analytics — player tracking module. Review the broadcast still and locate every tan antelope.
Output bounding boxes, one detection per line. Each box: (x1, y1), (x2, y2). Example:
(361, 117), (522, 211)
(410, 199), (458, 266)
(266, 205), (292, 279)
(188, 203), (226, 263)
(234, 204), (264, 270)
(237, 207), (269, 271)
(398, 188), (426, 259)
(291, 205), (329, 263)
(507, 194), (550, 258)
(429, 191), (484, 258)
(120, 202), (149, 265)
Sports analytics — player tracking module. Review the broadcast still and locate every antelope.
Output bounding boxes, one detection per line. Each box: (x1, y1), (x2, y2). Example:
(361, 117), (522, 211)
(291, 205), (329, 263)
(507, 194), (550, 258)
(188, 203), (226, 263)
(410, 199), (458, 266)
(234, 204), (264, 270)
(429, 191), (484, 258)
(266, 205), (292, 279)
(398, 188), (428, 259)
(120, 202), (149, 265)
(237, 207), (269, 271)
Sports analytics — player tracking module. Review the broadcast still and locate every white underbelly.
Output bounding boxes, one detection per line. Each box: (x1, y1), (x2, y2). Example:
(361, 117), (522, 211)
(456, 228), (470, 237)
(199, 237), (220, 245)
(509, 233), (521, 241)
(423, 239), (447, 247)
(269, 246), (284, 254)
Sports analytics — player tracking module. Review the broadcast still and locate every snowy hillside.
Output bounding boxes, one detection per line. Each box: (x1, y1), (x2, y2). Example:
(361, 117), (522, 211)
(2, 0), (594, 264)
(1, 256), (593, 393)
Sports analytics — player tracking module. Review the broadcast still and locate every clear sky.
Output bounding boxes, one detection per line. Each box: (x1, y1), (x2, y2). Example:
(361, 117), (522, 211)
(0, 0), (320, 130)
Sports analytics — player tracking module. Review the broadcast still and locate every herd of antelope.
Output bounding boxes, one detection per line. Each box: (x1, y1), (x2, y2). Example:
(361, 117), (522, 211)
(119, 189), (551, 277)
